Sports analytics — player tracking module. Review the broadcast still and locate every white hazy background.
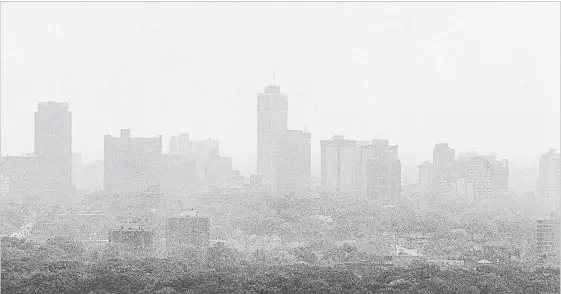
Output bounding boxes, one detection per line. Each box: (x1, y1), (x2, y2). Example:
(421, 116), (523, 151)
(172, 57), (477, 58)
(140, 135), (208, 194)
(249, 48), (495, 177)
(1, 2), (560, 178)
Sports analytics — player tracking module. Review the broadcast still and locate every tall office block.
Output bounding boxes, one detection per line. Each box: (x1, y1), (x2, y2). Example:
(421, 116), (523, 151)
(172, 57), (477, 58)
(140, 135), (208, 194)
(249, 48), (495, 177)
(418, 161), (433, 194)
(168, 133), (220, 185)
(104, 129), (163, 193)
(320, 135), (357, 194)
(34, 101), (72, 204)
(257, 84), (288, 182)
(537, 149), (561, 198)
(457, 153), (509, 198)
(363, 139), (401, 200)
(274, 130), (311, 198)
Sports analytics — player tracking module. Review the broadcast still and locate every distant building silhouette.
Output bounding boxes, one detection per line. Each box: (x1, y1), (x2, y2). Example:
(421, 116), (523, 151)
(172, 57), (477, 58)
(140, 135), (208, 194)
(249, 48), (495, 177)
(321, 135), (357, 195)
(362, 139), (401, 200)
(320, 136), (401, 202)
(0, 156), (42, 205)
(205, 150), (233, 188)
(432, 143), (455, 195)
(168, 133), (230, 188)
(456, 152), (509, 198)
(537, 149), (561, 198)
(274, 130), (311, 198)
(34, 101), (72, 205)
(104, 129), (163, 193)
(418, 161), (433, 194)
(257, 84), (288, 183)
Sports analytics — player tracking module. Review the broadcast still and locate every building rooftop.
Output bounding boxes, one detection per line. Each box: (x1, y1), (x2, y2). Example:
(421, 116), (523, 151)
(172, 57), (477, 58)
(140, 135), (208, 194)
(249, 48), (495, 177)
(173, 210), (209, 219)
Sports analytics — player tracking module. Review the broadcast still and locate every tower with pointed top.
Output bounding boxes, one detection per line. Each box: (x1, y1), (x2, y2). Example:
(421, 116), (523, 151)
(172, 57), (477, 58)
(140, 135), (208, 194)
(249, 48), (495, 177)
(257, 84), (288, 183)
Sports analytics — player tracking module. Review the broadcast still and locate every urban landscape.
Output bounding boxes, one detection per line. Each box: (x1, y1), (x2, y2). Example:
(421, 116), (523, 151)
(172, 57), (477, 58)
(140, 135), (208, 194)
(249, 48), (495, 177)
(1, 2), (560, 294)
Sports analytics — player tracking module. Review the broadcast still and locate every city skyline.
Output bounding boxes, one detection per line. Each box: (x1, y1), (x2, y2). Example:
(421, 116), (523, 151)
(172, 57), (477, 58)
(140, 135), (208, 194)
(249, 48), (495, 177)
(2, 2), (559, 177)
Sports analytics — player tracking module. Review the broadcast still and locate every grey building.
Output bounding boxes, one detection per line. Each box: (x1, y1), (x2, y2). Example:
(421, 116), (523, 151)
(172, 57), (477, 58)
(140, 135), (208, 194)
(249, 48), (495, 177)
(537, 149), (561, 198)
(104, 129), (163, 193)
(274, 130), (311, 198)
(257, 84), (288, 183)
(165, 211), (210, 258)
(34, 101), (73, 205)
(320, 135), (357, 194)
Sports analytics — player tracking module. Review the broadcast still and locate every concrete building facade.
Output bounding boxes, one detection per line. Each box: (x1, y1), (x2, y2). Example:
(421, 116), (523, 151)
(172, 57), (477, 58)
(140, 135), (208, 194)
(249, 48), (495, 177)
(256, 84), (288, 183)
(34, 101), (73, 204)
(537, 149), (561, 198)
(104, 129), (163, 193)
(320, 135), (357, 194)
(274, 130), (311, 198)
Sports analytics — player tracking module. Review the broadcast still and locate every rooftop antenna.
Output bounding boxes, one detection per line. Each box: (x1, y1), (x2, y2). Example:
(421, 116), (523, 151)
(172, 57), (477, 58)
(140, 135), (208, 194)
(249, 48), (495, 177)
(272, 69), (276, 83)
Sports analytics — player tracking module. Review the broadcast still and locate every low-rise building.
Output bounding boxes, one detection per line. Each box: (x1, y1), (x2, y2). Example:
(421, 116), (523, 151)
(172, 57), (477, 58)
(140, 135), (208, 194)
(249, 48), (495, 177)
(109, 222), (154, 251)
(165, 211), (210, 258)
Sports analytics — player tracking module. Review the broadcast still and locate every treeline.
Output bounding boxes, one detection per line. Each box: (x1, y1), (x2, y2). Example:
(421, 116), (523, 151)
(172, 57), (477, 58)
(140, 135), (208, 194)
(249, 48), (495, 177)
(2, 237), (559, 294)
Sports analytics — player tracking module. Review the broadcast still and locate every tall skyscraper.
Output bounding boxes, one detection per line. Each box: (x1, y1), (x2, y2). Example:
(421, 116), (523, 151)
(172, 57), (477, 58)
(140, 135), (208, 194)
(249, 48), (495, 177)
(457, 153), (509, 198)
(536, 215), (560, 264)
(537, 149), (561, 198)
(168, 133), (220, 184)
(363, 139), (401, 200)
(34, 101), (72, 204)
(418, 161), (433, 194)
(274, 130), (311, 198)
(104, 129), (163, 193)
(257, 84), (288, 182)
(320, 135), (357, 194)
(432, 143), (455, 195)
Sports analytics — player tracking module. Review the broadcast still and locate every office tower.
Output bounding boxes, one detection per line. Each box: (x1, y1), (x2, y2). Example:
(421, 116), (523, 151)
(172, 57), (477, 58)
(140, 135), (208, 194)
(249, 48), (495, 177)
(490, 157), (509, 194)
(168, 133), (192, 154)
(274, 130), (311, 198)
(536, 216), (560, 263)
(320, 135), (357, 194)
(104, 129), (163, 193)
(0, 156), (42, 204)
(362, 139), (401, 200)
(161, 154), (197, 195)
(457, 153), (509, 198)
(537, 149), (561, 198)
(34, 101), (72, 204)
(165, 211), (210, 258)
(432, 143), (455, 196)
(418, 161), (433, 194)
(257, 84), (288, 182)
(205, 151), (233, 188)
(168, 133), (220, 184)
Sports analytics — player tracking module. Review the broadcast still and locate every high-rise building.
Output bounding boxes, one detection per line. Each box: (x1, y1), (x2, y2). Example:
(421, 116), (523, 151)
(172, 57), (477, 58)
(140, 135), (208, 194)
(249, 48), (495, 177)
(536, 216), (560, 264)
(362, 139), (401, 200)
(0, 156), (42, 205)
(168, 133), (220, 185)
(34, 101), (72, 204)
(257, 84), (288, 182)
(320, 135), (357, 194)
(104, 129), (163, 193)
(537, 149), (561, 198)
(274, 130), (311, 198)
(457, 153), (509, 198)
(205, 149), (233, 188)
(432, 143), (455, 195)
(418, 161), (433, 194)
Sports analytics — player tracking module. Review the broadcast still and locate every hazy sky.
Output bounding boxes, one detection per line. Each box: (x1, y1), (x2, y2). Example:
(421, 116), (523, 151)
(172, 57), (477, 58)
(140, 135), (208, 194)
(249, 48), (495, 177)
(2, 2), (559, 177)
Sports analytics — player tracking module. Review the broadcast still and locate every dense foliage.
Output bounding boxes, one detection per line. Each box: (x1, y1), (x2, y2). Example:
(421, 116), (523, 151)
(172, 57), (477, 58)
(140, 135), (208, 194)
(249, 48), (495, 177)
(2, 237), (559, 294)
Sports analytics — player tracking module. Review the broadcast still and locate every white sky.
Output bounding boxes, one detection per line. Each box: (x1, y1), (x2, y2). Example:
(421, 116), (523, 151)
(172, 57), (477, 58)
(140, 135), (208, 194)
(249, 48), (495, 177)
(1, 2), (559, 176)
